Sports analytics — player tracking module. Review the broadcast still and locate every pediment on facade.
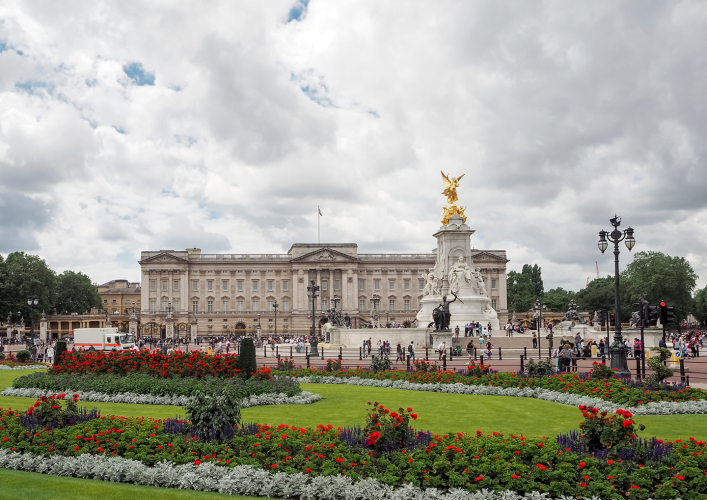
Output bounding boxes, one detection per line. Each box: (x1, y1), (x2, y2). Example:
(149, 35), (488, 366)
(139, 252), (189, 265)
(472, 251), (509, 263)
(291, 248), (359, 263)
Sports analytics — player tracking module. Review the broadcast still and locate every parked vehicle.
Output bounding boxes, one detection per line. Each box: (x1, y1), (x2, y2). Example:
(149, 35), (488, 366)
(73, 328), (135, 352)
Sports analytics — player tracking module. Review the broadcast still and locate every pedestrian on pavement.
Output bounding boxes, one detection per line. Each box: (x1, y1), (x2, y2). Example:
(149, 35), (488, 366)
(437, 341), (446, 361)
(408, 341), (415, 362)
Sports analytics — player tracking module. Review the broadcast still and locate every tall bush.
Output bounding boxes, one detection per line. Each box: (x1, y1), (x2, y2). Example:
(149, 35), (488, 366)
(645, 347), (673, 387)
(239, 338), (257, 379)
(54, 341), (67, 366)
(184, 389), (241, 441)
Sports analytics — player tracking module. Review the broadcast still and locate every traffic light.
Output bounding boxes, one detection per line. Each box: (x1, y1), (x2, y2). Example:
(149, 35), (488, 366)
(598, 309), (606, 326)
(642, 302), (650, 328)
(648, 305), (659, 327)
(660, 301), (667, 325)
(610, 313), (616, 327)
(666, 306), (675, 324)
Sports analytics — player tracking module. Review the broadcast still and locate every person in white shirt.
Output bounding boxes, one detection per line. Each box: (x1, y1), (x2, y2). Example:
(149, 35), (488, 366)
(437, 341), (446, 361)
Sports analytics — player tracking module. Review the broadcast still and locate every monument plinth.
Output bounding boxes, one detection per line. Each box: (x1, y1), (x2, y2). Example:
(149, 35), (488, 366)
(416, 173), (500, 332)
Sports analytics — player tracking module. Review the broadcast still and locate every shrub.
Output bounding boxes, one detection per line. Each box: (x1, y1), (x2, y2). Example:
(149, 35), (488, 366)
(276, 357), (295, 370)
(26, 393), (82, 429)
(15, 350), (31, 363)
(362, 401), (417, 452)
(252, 366), (272, 381)
(413, 358), (436, 372)
(590, 361), (615, 380)
(369, 354), (391, 372)
(578, 406), (639, 452)
(54, 341), (67, 366)
(466, 359), (491, 377)
(526, 358), (553, 377)
(185, 389), (242, 441)
(239, 338), (257, 379)
(644, 347), (674, 387)
(326, 358), (341, 372)
(0, 351), (4, 361)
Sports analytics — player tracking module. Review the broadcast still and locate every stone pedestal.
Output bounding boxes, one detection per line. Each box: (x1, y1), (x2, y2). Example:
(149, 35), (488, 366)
(190, 319), (198, 342)
(429, 331), (453, 353)
(39, 313), (48, 343)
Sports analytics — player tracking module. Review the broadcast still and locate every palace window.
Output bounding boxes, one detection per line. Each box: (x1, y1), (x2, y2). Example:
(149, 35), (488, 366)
(162, 281), (168, 291)
(173, 281), (179, 291)
(359, 299), (366, 311)
(150, 280), (156, 291)
(173, 302), (179, 312)
(334, 279), (340, 291)
(491, 279), (497, 289)
(419, 279), (425, 290)
(359, 279), (365, 290)
(404, 299), (410, 311)
(192, 280), (198, 291)
(374, 279), (380, 290)
(322, 280), (328, 291)
(253, 300), (259, 311)
(283, 300), (289, 312)
(162, 301), (168, 311)
(192, 301), (198, 313)
(112, 299), (117, 304)
(282, 280), (289, 291)
(252, 280), (258, 291)
(404, 279), (410, 290)
(237, 280), (243, 291)
(389, 300), (395, 311)
(207, 301), (213, 312)
(222, 301), (228, 312)
(150, 300), (156, 312)
(223, 280), (229, 291)
(322, 300), (328, 311)
(268, 280), (273, 291)
(103, 299), (107, 304)
(268, 300), (274, 311)
(207, 280), (213, 291)
(389, 280), (395, 291)
(492, 299), (497, 309)
(237, 301), (244, 312)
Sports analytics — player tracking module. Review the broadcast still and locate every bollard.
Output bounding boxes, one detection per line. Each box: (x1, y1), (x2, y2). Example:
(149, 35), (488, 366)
(306, 355), (310, 368)
(306, 347), (308, 358)
(449, 347), (453, 361)
(264, 346), (267, 358)
(520, 354), (524, 372)
(524, 346), (527, 358)
(480, 354), (484, 366)
(499, 347), (502, 361)
(339, 347), (343, 362)
(426, 347), (429, 360)
(406, 354), (411, 369)
(359, 347), (362, 361)
(276, 346), (279, 357)
(635, 355), (641, 378)
(680, 358), (686, 383)
(474, 349), (477, 362)
(602, 355), (606, 365)
(321, 347), (324, 361)
(442, 353), (446, 371)
(687, 375), (690, 386)
(290, 346), (293, 358)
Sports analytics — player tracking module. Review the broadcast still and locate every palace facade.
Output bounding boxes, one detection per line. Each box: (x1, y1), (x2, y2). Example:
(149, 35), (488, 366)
(139, 244), (509, 337)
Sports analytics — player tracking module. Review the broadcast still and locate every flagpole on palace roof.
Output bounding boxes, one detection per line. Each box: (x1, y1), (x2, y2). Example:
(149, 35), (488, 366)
(318, 206), (321, 244)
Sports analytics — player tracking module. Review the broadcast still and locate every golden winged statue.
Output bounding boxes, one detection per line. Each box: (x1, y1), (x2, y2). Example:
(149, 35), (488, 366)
(440, 171), (467, 224)
(441, 171), (465, 205)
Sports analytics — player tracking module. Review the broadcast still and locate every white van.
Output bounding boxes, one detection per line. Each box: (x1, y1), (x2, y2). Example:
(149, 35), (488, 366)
(73, 328), (135, 352)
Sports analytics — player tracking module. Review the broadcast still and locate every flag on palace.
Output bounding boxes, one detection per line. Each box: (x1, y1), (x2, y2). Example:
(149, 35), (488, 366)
(318, 207), (323, 216)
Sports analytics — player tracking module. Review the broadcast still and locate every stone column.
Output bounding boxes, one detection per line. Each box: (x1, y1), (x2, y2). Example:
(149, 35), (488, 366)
(190, 317), (198, 343)
(316, 269), (321, 311)
(129, 312), (138, 338)
(40, 312), (48, 342)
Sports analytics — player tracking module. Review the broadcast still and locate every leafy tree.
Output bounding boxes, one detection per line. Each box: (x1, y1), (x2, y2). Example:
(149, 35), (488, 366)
(239, 338), (257, 379)
(507, 271), (535, 313)
(575, 275), (632, 321)
(54, 271), (102, 314)
(694, 286), (707, 325)
(543, 287), (575, 312)
(623, 251), (697, 324)
(1, 252), (56, 326)
(521, 264), (544, 297)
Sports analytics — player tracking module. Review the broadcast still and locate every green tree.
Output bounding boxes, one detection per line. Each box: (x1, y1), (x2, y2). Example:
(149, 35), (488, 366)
(543, 287), (575, 312)
(521, 264), (544, 297)
(575, 275), (633, 321)
(1, 252), (56, 325)
(623, 251), (697, 324)
(694, 286), (707, 325)
(507, 271), (535, 313)
(54, 271), (102, 314)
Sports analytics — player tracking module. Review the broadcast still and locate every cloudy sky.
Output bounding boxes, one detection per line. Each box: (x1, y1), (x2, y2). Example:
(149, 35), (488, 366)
(1, 1), (706, 293)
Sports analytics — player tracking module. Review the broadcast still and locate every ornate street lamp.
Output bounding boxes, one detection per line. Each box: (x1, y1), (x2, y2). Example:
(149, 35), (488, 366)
(598, 215), (635, 376)
(307, 280), (320, 339)
(26, 295), (38, 346)
(257, 313), (261, 338)
(534, 299), (547, 359)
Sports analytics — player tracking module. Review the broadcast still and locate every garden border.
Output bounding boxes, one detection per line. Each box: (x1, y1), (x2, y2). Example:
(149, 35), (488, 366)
(0, 365), (49, 370)
(0, 448), (624, 500)
(290, 376), (707, 415)
(0, 387), (322, 408)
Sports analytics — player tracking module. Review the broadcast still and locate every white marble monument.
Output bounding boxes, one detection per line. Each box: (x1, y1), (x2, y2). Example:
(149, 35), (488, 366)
(416, 214), (500, 331)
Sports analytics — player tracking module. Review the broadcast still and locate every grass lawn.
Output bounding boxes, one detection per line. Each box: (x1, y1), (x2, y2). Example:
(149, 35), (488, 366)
(2, 369), (707, 441)
(0, 469), (261, 500)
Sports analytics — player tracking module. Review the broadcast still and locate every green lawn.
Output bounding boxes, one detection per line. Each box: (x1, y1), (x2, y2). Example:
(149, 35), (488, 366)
(2, 369), (707, 442)
(0, 469), (261, 500)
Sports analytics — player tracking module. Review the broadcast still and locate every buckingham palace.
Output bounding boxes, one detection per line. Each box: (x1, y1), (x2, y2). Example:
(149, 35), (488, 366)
(138, 243), (509, 337)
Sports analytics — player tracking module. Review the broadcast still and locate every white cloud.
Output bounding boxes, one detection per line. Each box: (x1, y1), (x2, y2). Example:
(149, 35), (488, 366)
(0, 0), (706, 294)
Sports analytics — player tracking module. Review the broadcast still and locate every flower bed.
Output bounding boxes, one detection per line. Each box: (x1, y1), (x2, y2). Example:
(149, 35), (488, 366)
(11, 371), (302, 399)
(55, 350), (240, 378)
(0, 364), (48, 370)
(281, 365), (707, 407)
(1, 401), (707, 499)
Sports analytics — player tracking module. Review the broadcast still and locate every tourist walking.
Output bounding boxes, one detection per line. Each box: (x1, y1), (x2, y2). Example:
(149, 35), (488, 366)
(408, 341), (415, 362)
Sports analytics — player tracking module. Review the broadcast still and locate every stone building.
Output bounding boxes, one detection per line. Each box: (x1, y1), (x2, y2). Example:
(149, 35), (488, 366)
(97, 279), (142, 316)
(139, 244), (509, 338)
